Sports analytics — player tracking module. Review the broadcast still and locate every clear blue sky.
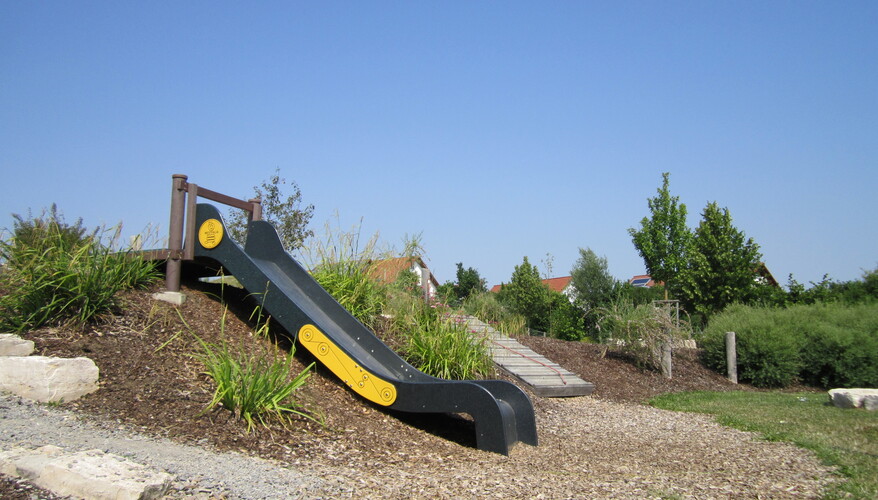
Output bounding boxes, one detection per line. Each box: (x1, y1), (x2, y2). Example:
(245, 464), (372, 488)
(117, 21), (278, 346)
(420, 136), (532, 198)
(2, 2), (876, 289)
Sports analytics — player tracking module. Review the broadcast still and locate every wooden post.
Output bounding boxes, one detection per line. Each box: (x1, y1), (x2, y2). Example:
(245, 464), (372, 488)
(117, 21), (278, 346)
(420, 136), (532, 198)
(248, 198), (262, 222)
(165, 174), (187, 292)
(725, 331), (738, 384)
(661, 341), (673, 379)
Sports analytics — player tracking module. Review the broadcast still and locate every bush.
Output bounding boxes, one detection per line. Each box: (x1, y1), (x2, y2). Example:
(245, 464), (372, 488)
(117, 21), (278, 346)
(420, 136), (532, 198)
(189, 309), (318, 432)
(390, 292), (494, 380)
(0, 208), (160, 331)
(462, 291), (526, 336)
(599, 300), (691, 370)
(702, 303), (878, 388)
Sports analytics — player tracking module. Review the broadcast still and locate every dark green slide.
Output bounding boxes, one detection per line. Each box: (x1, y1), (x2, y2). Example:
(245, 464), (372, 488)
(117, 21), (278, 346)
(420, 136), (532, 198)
(190, 203), (537, 455)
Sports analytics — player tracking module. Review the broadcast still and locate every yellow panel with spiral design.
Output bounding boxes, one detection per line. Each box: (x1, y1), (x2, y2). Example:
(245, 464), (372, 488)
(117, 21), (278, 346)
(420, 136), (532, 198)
(298, 324), (397, 406)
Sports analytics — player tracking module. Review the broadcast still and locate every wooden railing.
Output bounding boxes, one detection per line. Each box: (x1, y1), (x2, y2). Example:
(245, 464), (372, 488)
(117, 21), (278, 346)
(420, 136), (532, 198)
(164, 174), (262, 292)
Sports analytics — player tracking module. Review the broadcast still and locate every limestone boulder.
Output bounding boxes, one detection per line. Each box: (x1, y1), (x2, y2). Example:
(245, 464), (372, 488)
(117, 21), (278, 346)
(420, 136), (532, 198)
(828, 388), (878, 410)
(0, 445), (171, 500)
(0, 355), (99, 403)
(0, 333), (35, 356)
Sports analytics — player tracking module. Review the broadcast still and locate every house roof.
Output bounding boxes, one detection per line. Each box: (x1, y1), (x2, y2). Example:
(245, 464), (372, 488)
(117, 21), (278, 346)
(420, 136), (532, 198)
(367, 256), (440, 287)
(754, 262), (779, 287)
(542, 276), (572, 293)
(490, 276), (572, 293)
(629, 275), (657, 287)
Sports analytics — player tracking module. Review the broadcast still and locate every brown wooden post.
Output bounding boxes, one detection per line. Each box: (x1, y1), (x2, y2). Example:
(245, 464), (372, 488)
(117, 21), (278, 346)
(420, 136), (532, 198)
(248, 198), (262, 222)
(165, 174), (187, 292)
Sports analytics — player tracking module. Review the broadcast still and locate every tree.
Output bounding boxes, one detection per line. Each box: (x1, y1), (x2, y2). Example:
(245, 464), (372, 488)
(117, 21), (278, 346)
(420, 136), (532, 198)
(569, 248), (616, 313)
(497, 256), (552, 331)
(227, 168), (315, 251)
(678, 202), (762, 319)
(453, 262), (486, 303)
(628, 173), (691, 296)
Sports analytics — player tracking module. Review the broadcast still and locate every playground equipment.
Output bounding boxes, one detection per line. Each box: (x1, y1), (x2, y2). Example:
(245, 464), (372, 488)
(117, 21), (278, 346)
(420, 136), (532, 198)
(156, 175), (537, 455)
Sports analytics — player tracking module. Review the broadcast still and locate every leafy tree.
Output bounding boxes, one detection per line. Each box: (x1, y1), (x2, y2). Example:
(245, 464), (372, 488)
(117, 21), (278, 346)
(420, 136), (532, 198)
(628, 172), (691, 295)
(497, 256), (552, 331)
(678, 202), (762, 319)
(569, 248), (616, 312)
(453, 262), (486, 303)
(228, 168), (315, 251)
(548, 291), (584, 341)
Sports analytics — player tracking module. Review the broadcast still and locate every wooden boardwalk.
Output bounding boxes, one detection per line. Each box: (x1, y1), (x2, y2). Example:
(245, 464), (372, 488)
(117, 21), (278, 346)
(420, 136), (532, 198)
(449, 315), (594, 398)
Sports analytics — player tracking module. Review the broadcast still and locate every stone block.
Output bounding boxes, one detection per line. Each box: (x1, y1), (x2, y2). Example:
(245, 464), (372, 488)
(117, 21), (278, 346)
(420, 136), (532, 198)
(0, 446), (171, 500)
(0, 333), (35, 356)
(152, 290), (186, 305)
(828, 388), (878, 410)
(0, 355), (99, 403)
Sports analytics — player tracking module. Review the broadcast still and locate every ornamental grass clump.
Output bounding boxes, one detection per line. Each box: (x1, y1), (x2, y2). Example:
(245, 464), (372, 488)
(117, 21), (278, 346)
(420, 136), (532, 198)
(0, 207), (160, 331)
(303, 215), (386, 326)
(191, 309), (318, 432)
(389, 291), (494, 380)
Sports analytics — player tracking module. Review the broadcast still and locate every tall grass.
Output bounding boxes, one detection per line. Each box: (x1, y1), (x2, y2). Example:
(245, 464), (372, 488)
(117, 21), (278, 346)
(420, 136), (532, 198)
(598, 299), (691, 370)
(390, 291), (494, 380)
(302, 215), (386, 326)
(0, 212), (160, 331)
(650, 391), (878, 499)
(187, 309), (319, 432)
(462, 291), (527, 336)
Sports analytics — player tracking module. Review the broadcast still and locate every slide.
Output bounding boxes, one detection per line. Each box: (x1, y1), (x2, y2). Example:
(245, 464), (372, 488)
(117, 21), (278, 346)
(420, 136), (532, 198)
(190, 203), (537, 455)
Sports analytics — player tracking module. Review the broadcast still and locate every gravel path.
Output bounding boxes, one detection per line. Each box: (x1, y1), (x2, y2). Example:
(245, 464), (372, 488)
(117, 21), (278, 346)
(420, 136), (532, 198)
(1, 393), (839, 499)
(0, 394), (331, 498)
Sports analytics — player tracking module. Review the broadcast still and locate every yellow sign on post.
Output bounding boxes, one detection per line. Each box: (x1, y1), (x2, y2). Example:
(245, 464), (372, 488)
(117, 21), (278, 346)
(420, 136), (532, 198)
(198, 219), (224, 249)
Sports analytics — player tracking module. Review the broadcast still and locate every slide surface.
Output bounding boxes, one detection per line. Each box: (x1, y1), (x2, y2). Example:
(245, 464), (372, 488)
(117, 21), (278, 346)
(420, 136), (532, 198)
(191, 204), (537, 455)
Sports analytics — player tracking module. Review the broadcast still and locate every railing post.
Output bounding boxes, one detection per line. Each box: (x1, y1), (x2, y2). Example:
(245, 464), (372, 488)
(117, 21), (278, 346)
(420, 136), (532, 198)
(248, 198), (262, 222)
(165, 174), (187, 292)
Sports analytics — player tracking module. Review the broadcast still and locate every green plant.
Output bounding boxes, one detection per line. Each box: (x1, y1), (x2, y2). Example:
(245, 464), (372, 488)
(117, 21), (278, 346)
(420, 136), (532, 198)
(190, 309), (319, 432)
(0, 209), (160, 331)
(462, 291), (526, 336)
(628, 172), (691, 296)
(677, 201), (763, 320)
(226, 168), (314, 251)
(598, 300), (690, 370)
(389, 292), (494, 380)
(650, 391), (878, 499)
(701, 304), (803, 388)
(702, 303), (878, 388)
(303, 215), (386, 326)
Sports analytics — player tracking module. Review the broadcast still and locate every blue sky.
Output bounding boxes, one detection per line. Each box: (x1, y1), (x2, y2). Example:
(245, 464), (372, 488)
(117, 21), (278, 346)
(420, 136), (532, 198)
(2, 2), (876, 288)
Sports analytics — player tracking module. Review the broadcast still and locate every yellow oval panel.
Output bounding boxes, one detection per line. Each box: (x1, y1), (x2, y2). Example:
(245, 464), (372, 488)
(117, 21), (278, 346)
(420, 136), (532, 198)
(198, 219), (224, 249)
(299, 324), (397, 406)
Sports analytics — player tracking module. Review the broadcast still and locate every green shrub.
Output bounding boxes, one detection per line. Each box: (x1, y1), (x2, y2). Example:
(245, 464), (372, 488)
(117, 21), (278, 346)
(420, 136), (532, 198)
(796, 303), (878, 388)
(190, 310), (318, 432)
(0, 209), (160, 331)
(599, 300), (691, 370)
(312, 262), (386, 327)
(390, 292), (494, 380)
(462, 291), (526, 336)
(702, 303), (878, 388)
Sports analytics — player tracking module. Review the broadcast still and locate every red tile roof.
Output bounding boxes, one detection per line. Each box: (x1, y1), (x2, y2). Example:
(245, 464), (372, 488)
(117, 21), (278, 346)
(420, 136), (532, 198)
(490, 276), (572, 293)
(368, 256), (440, 287)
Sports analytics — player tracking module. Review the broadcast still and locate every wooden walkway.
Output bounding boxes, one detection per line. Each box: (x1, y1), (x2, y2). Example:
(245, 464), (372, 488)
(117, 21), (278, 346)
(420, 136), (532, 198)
(449, 315), (594, 398)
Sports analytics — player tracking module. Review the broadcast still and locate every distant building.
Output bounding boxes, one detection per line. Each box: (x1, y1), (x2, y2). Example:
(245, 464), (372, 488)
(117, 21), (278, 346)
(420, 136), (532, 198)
(368, 256), (439, 297)
(628, 275), (659, 288)
(490, 276), (576, 303)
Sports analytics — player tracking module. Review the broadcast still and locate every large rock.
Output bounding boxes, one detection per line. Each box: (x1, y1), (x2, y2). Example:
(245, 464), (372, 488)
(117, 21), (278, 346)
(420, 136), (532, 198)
(0, 445), (172, 500)
(828, 388), (878, 410)
(0, 355), (99, 403)
(0, 333), (35, 356)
